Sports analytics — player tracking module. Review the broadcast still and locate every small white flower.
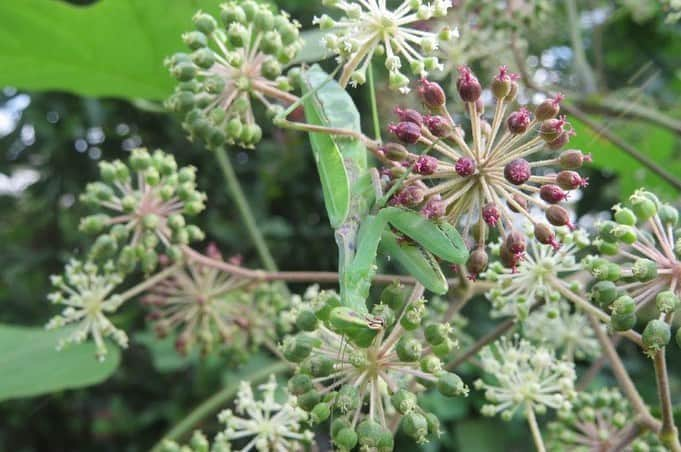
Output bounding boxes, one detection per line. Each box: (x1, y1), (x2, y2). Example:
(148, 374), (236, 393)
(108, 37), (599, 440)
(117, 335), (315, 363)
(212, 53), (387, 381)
(485, 227), (588, 320)
(475, 336), (576, 421)
(319, 0), (452, 90)
(46, 259), (127, 361)
(216, 375), (313, 451)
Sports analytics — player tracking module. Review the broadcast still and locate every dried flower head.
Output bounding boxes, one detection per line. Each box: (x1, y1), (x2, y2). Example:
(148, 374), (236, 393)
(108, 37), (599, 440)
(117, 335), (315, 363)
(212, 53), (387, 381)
(384, 70), (589, 278)
(315, 0), (453, 92)
(284, 286), (467, 447)
(547, 388), (665, 452)
(586, 189), (680, 351)
(216, 374), (313, 451)
(475, 336), (576, 420)
(79, 148), (206, 274)
(46, 259), (127, 361)
(485, 227), (588, 320)
(166, 2), (302, 148)
(523, 301), (600, 361)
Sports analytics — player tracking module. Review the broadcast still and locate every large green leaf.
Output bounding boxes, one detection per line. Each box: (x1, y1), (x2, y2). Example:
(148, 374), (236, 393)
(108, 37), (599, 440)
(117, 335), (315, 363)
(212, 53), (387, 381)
(570, 117), (681, 199)
(0, 324), (120, 401)
(0, 0), (225, 100)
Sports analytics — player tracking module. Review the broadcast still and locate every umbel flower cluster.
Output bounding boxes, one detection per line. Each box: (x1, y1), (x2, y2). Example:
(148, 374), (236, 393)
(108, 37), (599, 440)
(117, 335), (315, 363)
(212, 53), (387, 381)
(79, 148), (206, 274)
(547, 388), (665, 452)
(586, 189), (681, 355)
(484, 226), (588, 320)
(315, 0), (453, 91)
(382, 67), (590, 278)
(166, 2), (302, 148)
(282, 285), (467, 449)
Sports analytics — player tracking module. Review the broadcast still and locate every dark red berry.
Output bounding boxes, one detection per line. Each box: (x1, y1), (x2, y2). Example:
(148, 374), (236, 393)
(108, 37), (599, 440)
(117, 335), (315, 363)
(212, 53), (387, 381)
(504, 158), (531, 185)
(535, 93), (564, 121)
(394, 107), (424, 126)
(424, 115), (452, 137)
(506, 107), (532, 135)
(417, 78), (446, 108)
(539, 116), (567, 143)
(456, 66), (482, 102)
(540, 184), (569, 204)
(421, 196), (446, 219)
(414, 155), (438, 175)
(482, 203), (500, 227)
(504, 230), (526, 255)
(455, 157), (476, 176)
(466, 248), (488, 280)
(546, 129), (575, 150)
(388, 121), (421, 144)
(534, 223), (560, 250)
(508, 193), (528, 213)
(556, 170), (588, 190)
(546, 205), (574, 230)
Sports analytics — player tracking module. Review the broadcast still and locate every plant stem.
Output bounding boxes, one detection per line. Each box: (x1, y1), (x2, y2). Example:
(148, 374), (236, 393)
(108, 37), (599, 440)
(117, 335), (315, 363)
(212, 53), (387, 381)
(149, 361), (290, 452)
(526, 404), (546, 452)
(118, 264), (180, 303)
(652, 349), (681, 450)
(182, 245), (464, 286)
(214, 146), (278, 272)
(367, 62), (382, 142)
(575, 98), (681, 135)
(566, 0), (597, 93)
(587, 314), (661, 433)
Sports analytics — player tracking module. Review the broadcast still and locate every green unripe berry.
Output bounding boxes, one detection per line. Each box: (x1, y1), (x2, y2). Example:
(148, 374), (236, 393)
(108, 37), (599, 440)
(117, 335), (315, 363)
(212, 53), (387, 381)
(357, 420), (388, 449)
(142, 214), (160, 230)
(424, 323), (449, 346)
(420, 355), (442, 374)
(308, 355), (334, 377)
(141, 249), (158, 273)
(437, 371), (467, 397)
(260, 30), (282, 55)
(589, 281), (619, 309)
(371, 304), (395, 328)
(389, 71), (410, 91)
(610, 312), (636, 332)
(110, 224), (129, 243)
(182, 31), (208, 50)
(186, 225), (204, 241)
(227, 22), (248, 47)
(632, 258), (658, 282)
(311, 402), (331, 424)
(118, 245), (138, 274)
(226, 117), (243, 139)
(612, 295), (636, 316)
(192, 11), (217, 34)
(90, 234), (117, 259)
(391, 389), (417, 415)
(656, 290), (679, 314)
(261, 58), (282, 80)
(98, 161), (117, 183)
(220, 4), (246, 26)
(642, 319), (671, 354)
(613, 225), (637, 244)
(167, 213), (186, 230)
(597, 239), (619, 256)
(401, 305), (423, 330)
(336, 385), (360, 414)
(402, 412), (429, 443)
(79, 214), (110, 234)
(598, 221), (619, 242)
(396, 336), (422, 362)
(171, 62), (197, 82)
(334, 427), (358, 450)
(630, 192), (657, 221)
(296, 309), (318, 332)
(297, 389), (321, 411)
(425, 412), (441, 436)
(191, 48), (215, 69)
(331, 418), (351, 438)
(282, 333), (316, 363)
(614, 206), (636, 226)
(380, 283), (407, 311)
(659, 204), (679, 226)
(288, 374), (313, 395)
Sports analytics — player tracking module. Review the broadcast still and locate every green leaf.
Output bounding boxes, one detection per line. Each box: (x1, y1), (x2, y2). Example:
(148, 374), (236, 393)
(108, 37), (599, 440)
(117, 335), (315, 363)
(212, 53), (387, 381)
(300, 66), (354, 228)
(380, 231), (448, 294)
(570, 117), (681, 199)
(0, 0), (224, 100)
(328, 307), (377, 348)
(0, 324), (120, 401)
(383, 207), (469, 264)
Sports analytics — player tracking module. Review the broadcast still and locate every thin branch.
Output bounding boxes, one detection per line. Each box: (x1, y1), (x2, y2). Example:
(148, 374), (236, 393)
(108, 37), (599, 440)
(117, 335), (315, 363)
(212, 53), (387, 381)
(574, 98), (681, 135)
(445, 317), (515, 370)
(652, 349), (681, 450)
(587, 314), (661, 433)
(566, 0), (597, 93)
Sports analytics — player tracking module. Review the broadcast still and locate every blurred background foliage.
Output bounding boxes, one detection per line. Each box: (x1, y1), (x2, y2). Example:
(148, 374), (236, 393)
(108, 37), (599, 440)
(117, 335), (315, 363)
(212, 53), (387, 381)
(0, 0), (679, 451)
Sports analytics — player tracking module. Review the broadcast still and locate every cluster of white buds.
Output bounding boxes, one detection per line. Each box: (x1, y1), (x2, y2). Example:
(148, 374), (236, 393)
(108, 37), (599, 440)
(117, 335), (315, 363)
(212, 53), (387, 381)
(475, 335), (576, 421)
(46, 259), (127, 361)
(314, 0), (454, 92)
(166, 2), (302, 148)
(142, 244), (270, 357)
(79, 148), (206, 274)
(160, 431), (230, 452)
(523, 301), (600, 361)
(283, 285), (467, 449)
(216, 374), (314, 451)
(484, 226), (588, 320)
(381, 69), (590, 279)
(547, 388), (665, 451)
(586, 189), (681, 355)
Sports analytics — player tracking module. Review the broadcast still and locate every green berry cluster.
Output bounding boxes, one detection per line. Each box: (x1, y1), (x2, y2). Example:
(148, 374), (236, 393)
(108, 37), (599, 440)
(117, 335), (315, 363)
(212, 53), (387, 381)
(79, 148), (206, 275)
(586, 189), (680, 355)
(165, 2), (302, 149)
(283, 284), (468, 450)
(547, 388), (666, 452)
(159, 431), (229, 452)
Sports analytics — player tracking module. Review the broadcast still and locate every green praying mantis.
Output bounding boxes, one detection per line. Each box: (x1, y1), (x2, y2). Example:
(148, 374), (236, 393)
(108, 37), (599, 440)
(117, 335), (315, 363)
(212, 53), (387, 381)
(274, 65), (469, 346)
